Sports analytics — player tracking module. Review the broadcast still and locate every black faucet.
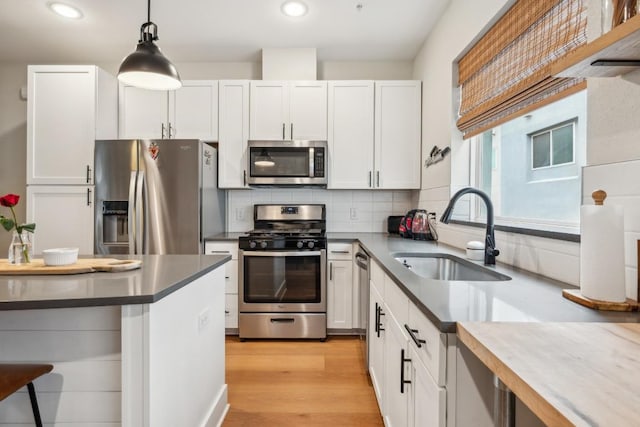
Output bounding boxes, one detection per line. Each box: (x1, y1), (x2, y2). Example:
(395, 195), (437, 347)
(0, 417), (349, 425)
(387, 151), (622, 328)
(440, 187), (500, 265)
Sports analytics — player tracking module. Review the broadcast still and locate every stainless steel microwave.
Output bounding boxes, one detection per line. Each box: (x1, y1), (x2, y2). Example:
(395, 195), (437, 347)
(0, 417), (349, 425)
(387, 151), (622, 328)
(247, 140), (328, 186)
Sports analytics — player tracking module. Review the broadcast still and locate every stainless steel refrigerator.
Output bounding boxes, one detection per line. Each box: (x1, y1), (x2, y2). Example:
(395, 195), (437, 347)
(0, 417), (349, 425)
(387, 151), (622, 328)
(94, 139), (225, 255)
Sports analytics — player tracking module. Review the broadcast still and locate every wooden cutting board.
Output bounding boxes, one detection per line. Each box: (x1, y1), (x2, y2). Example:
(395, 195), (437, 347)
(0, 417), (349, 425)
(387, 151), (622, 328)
(0, 258), (142, 275)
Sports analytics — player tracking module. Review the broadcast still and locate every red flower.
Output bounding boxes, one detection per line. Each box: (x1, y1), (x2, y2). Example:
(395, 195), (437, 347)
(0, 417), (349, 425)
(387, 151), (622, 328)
(0, 194), (19, 208)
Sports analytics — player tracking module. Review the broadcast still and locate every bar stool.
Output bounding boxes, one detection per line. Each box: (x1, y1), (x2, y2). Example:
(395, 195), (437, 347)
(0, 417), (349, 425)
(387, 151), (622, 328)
(0, 364), (53, 427)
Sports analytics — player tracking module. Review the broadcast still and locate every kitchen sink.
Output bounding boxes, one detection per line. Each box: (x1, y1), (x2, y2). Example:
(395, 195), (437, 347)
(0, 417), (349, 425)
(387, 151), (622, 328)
(392, 252), (511, 282)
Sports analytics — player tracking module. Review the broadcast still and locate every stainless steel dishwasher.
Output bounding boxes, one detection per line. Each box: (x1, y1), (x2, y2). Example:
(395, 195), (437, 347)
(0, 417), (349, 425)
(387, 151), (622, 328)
(355, 249), (370, 366)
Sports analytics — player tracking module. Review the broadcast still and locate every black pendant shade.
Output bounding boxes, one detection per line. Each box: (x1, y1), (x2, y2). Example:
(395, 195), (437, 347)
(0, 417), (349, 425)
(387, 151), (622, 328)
(118, 2), (181, 91)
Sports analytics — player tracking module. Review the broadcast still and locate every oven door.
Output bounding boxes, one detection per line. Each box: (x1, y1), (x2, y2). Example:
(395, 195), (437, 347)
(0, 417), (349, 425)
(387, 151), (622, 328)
(239, 249), (327, 313)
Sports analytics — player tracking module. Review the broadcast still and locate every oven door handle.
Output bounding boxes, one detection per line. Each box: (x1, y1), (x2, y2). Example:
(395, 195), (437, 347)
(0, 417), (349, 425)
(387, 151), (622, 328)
(241, 250), (325, 257)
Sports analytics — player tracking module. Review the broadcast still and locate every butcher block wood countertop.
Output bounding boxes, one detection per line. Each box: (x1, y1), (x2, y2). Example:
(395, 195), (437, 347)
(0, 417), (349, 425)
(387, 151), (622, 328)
(457, 322), (640, 427)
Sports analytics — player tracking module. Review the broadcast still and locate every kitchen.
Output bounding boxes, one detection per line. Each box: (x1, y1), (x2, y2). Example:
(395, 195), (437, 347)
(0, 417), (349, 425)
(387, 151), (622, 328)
(2, 0), (640, 426)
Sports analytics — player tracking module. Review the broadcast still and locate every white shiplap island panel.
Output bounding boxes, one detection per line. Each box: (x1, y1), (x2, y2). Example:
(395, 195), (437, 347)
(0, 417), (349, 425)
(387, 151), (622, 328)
(0, 254), (229, 427)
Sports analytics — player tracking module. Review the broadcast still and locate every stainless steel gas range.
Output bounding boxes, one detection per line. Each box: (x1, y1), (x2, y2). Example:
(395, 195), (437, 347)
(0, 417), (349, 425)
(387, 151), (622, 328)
(238, 204), (327, 340)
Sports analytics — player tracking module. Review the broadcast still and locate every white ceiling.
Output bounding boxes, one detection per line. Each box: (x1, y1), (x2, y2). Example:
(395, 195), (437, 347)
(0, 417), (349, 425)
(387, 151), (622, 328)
(0, 0), (450, 64)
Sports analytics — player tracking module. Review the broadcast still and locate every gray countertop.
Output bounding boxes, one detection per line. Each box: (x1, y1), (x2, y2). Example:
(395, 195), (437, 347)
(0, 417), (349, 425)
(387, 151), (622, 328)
(340, 233), (640, 332)
(0, 254), (231, 310)
(206, 232), (640, 332)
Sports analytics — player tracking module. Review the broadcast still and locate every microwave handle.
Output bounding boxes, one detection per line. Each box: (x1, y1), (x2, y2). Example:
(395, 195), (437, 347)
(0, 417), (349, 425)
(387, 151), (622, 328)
(309, 147), (315, 177)
(282, 123), (285, 140)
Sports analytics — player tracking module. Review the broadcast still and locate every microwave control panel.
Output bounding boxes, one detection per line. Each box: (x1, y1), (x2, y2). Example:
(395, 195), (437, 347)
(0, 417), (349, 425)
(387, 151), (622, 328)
(314, 148), (325, 177)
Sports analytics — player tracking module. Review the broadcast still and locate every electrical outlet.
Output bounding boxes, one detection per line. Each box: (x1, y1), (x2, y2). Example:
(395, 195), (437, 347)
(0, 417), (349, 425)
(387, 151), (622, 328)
(198, 308), (210, 332)
(350, 208), (358, 220)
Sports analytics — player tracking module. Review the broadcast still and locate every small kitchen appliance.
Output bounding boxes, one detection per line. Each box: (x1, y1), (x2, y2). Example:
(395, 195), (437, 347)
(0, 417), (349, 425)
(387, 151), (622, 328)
(238, 204), (327, 340)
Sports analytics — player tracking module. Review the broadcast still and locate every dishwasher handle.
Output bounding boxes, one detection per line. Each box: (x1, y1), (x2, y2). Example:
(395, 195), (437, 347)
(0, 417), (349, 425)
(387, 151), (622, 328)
(355, 252), (369, 269)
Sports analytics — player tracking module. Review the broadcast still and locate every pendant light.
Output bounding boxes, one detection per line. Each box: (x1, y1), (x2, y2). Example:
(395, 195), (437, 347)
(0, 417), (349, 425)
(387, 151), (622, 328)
(118, 0), (181, 90)
(254, 149), (275, 167)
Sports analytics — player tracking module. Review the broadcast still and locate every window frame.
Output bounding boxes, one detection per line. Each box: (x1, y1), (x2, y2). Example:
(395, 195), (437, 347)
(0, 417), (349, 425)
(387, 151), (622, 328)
(530, 121), (576, 171)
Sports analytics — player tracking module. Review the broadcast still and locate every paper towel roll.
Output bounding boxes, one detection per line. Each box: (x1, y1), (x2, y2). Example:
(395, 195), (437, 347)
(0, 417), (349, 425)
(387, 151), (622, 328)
(580, 195), (626, 302)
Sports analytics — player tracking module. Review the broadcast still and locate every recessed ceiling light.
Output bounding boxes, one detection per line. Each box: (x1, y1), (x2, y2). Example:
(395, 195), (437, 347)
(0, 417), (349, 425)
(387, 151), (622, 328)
(281, 1), (308, 17)
(48, 2), (83, 19)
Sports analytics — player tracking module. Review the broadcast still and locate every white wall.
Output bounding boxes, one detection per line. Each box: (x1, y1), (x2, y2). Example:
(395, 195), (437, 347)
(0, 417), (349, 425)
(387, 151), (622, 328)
(413, 0), (640, 297)
(0, 64), (28, 251)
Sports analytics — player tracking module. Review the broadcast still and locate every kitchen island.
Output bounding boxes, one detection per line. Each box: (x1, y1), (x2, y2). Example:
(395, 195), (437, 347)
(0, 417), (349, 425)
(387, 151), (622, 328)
(0, 254), (230, 427)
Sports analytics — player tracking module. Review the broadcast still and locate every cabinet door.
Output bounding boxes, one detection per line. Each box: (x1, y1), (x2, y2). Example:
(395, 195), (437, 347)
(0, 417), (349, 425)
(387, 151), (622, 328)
(225, 294), (238, 329)
(27, 66), (98, 185)
(171, 81), (218, 140)
(26, 185), (94, 255)
(328, 81), (374, 189)
(218, 80), (250, 188)
(249, 81), (289, 140)
(410, 347), (446, 427)
(289, 81), (327, 140)
(327, 260), (353, 329)
(368, 284), (386, 412)
(118, 84), (168, 139)
(384, 313), (410, 427)
(374, 81), (422, 189)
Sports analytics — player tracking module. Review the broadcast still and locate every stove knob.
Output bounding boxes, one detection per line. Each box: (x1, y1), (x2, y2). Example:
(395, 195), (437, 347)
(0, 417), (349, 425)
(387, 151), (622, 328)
(260, 241), (268, 249)
(307, 241), (315, 249)
(249, 241), (257, 249)
(296, 241), (304, 249)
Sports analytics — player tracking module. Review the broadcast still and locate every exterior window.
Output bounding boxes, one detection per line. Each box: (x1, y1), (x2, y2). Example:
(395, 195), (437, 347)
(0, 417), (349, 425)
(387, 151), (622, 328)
(531, 123), (575, 170)
(467, 90), (586, 234)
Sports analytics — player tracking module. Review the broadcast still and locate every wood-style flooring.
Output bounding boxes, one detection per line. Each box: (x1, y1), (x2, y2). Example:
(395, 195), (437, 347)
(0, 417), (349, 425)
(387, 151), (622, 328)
(223, 336), (384, 427)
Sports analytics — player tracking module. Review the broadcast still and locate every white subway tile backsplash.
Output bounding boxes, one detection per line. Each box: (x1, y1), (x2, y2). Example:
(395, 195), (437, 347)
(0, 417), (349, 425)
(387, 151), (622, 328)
(582, 159), (640, 198)
(228, 189), (419, 233)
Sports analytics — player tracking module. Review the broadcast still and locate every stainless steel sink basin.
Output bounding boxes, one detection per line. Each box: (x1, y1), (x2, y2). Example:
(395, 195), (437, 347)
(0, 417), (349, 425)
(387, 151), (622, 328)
(392, 252), (511, 282)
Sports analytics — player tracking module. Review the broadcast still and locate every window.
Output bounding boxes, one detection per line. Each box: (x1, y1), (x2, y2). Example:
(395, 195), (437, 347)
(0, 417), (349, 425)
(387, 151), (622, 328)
(466, 90), (586, 234)
(531, 123), (575, 169)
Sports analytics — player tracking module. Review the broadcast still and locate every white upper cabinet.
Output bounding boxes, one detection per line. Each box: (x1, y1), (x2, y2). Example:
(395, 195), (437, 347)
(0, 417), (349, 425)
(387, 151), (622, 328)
(374, 81), (422, 189)
(327, 81), (375, 189)
(218, 80), (250, 189)
(119, 80), (219, 141)
(249, 81), (327, 140)
(27, 65), (117, 185)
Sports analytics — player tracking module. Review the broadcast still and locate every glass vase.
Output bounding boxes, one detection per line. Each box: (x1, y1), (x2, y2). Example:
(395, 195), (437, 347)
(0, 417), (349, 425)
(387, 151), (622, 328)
(8, 231), (33, 264)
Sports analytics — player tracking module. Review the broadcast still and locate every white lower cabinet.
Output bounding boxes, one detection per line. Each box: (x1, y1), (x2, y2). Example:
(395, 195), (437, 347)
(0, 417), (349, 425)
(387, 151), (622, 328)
(205, 241), (239, 332)
(368, 283), (386, 410)
(410, 346), (446, 427)
(369, 259), (447, 427)
(26, 185), (94, 255)
(384, 312), (410, 427)
(327, 243), (354, 331)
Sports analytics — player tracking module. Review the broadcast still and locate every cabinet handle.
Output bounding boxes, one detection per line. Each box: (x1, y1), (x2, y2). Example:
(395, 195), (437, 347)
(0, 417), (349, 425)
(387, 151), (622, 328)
(290, 123), (293, 139)
(161, 123), (166, 139)
(282, 123), (285, 140)
(86, 165), (92, 184)
(404, 324), (427, 348)
(87, 188), (92, 206)
(369, 171), (372, 188)
(377, 304), (385, 338)
(243, 170), (247, 186)
(330, 250), (350, 254)
(400, 348), (412, 394)
(329, 262), (333, 280)
(225, 310), (230, 315)
(376, 171), (380, 187)
(168, 122), (174, 138)
(209, 250), (231, 254)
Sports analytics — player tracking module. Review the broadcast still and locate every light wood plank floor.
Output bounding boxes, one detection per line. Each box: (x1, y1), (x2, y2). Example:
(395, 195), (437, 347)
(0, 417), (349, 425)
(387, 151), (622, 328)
(223, 336), (384, 426)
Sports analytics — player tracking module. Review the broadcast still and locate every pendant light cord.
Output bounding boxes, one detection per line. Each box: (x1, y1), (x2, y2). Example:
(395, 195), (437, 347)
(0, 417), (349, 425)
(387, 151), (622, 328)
(147, 0), (151, 23)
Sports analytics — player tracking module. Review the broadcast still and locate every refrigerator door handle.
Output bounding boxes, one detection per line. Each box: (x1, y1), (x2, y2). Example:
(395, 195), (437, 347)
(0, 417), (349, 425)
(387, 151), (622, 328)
(136, 171), (145, 255)
(128, 171), (137, 254)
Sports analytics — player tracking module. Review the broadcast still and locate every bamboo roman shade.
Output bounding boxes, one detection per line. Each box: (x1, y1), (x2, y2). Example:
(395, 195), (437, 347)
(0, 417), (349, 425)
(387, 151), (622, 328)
(457, 0), (587, 138)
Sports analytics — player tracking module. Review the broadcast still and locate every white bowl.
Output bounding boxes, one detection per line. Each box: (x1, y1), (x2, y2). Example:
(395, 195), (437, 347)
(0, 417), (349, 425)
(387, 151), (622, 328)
(42, 248), (79, 266)
(466, 241), (485, 261)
